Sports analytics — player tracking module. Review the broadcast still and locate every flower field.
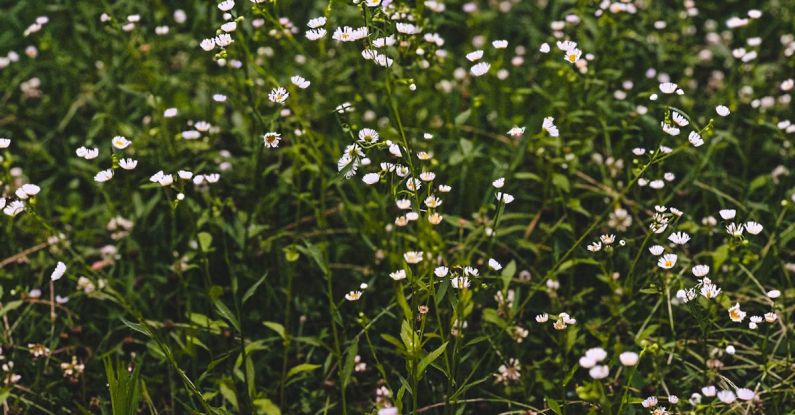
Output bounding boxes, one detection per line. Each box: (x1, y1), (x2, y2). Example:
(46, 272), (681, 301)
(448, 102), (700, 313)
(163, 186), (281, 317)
(1, 0), (794, 414)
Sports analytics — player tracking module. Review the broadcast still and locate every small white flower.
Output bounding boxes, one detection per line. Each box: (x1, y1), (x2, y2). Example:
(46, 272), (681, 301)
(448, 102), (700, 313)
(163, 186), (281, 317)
(671, 111), (689, 127)
(539, 43), (550, 53)
(658, 253), (677, 269)
(717, 390), (736, 404)
(434, 266), (449, 277)
(563, 48), (582, 63)
(200, 38), (216, 51)
(0, 138), (11, 148)
(726, 222), (744, 237)
(488, 258), (502, 271)
(305, 28), (327, 40)
(767, 289), (781, 299)
(648, 245), (664, 255)
(507, 126), (525, 137)
(495, 192), (514, 204)
(659, 82), (678, 94)
(641, 397), (658, 408)
(470, 62), (490, 77)
(692, 265), (710, 277)
(736, 388), (755, 401)
(403, 251), (423, 264)
(619, 352), (639, 366)
(719, 209), (736, 220)
(492, 40), (508, 49)
(688, 131), (704, 147)
(263, 132), (282, 148)
(119, 158), (137, 170)
(535, 313), (549, 323)
(661, 122), (680, 136)
(345, 290), (362, 301)
(728, 302), (746, 322)
(744, 221), (763, 235)
(268, 86), (289, 104)
(716, 105), (730, 117)
(492, 177), (505, 188)
(94, 169), (113, 183)
(307, 17), (326, 29)
(702, 386), (716, 397)
(587, 241), (602, 252)
(218, 0), (235, 11)
(389, 269), (407, 281)
(465, 50), (484, 61)
(451, 276), (471, 289)
(668, 231), (691, 245)
(556, 40), (577, 51)
(50, 261), (67, 281)
(362, 173), (380, 184)
(290, 75), (311, 89)
(111, 136), (131, 150)
(588, 365), (609, 379)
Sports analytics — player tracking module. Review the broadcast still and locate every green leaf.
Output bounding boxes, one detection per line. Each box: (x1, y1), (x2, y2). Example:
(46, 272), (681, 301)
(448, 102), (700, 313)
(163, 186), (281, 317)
(454, 109), (471, 126)
(242, 272), (269, 304)
(400, 319), (419, 354)
(417, 341), (447, 379)
(547, 398), (563, 415)
(197, 232), (213, 252)
(263, 321), (286, 340)
(552, 173), (570, 193)
(341, 341), (358, 389)
(214, 300), (241, 333)
(286, 363), (321, 379)
(253, 398), (281, 415)
(121, 318), (154, 338)
(0, 300), (23, 318)
(395, 283), (412, 320)
(500, 260), (516, 292)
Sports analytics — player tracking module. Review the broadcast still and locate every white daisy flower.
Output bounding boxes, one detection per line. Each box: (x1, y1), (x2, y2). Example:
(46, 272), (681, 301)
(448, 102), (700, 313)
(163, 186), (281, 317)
(657, 253), (677, 269)
(268, 87), (289, 104)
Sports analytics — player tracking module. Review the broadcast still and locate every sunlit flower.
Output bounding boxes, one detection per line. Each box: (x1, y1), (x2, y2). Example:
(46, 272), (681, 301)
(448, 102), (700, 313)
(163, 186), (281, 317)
(434, 266), (449, 277)
(728, 303), (746, 322)
(719, 209), (736, 220)
(716, 105), (730, 117)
